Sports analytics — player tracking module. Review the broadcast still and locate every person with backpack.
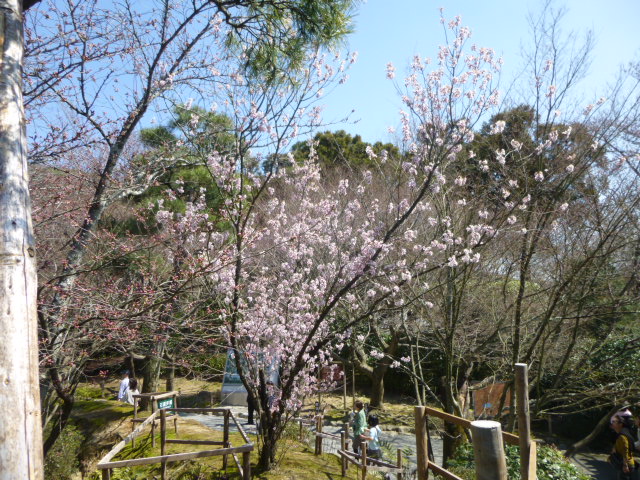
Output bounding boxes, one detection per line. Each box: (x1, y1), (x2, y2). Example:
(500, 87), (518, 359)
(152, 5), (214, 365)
(610, 414), (638, 479)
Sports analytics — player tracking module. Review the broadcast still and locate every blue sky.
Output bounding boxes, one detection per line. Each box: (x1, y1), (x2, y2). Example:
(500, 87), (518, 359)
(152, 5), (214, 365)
(318, 0), (640, 143)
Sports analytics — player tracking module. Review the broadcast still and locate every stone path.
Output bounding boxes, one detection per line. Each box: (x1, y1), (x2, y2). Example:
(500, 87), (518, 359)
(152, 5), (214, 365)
(569, 452), (615, 479)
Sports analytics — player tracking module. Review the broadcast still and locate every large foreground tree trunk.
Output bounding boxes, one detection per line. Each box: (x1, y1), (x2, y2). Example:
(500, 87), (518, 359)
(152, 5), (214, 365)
(0, 0), (44, 477)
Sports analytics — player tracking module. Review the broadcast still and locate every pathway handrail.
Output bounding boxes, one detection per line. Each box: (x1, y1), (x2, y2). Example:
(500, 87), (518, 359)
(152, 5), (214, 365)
(98, 410), (161, 466)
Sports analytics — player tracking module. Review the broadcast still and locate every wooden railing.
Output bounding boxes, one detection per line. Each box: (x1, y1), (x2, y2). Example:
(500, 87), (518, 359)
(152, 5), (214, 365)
(414, 363), (537, 480)
(97, 407), (253, 480)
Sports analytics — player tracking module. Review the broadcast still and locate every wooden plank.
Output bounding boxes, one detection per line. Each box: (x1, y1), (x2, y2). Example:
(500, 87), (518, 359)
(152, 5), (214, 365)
(98, 410), (161, 465)
(228, 410), (251, 444)
(315, 432), (340, 439)
(98, 444), (254, 469)
(424, 407), (472, 429)
(165, 439), (226, 446)
(338, 450), (361, 467)
(425, 406), (520, 446)
(502, 431), (520, 446)
(232, 452), (243, 475)
(169, 407), (230, 414)
(366, 465), (403, 474)
(360, 457), (400, 468)
(528, 441), (537, 480)
(428, 462), (465, 480)
(133, 391), (178, 400)
(131, 415), (177, 423)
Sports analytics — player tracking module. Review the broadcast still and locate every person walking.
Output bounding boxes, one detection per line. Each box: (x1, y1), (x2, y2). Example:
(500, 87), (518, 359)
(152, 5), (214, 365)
(362, 414), (383, 460)
(351, 400), (367, 454)
(611, 414), (638, 479)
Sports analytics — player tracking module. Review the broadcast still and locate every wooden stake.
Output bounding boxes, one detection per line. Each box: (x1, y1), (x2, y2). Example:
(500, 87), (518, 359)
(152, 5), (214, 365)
(471, 420), (507, 480)
(361, 442), (367, 480)
(343, 362), (347, 410)
(414, 406), (429, 479)
(397, 448), (403, 480)
(173, 394), (179, 435)
(515, 363), (532, 480)
(223, 410), (230, 470)
(341, 432), (347, 476)
(160, 409), (166, 480)
(242, 451), (251, 480)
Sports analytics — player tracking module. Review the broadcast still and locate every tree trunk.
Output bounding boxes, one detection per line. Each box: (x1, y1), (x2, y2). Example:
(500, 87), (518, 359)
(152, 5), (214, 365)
(166, 364), (175, 392)
(0, 0), (44, 477)
(141, 354), (163, 410)
(258, 412), (279, 470)
(369, 367), (386, 408)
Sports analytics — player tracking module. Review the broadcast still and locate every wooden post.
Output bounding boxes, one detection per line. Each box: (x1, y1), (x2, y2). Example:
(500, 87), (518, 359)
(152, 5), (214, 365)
(299, 419), (303, 441)
(150, 395), (156, 448)
(318, 416), (323, 455)
(132, 397), (138, 448)
(361, 442), (367, 480)
(314, 416), (322, 455)
(173, 393), (179, 435)
(528, 440), (537, 480)
(160, 409), (167, 480)
(222, 410), (230, 470)
(515, 363), (532, 480)
(343, 362), (347, 411)
(471, 420), (508, 480)
(414, 406), (429, 480)
(0, 1), (45, 477)
(397, 448), (403, 480)
(344, 422), (349, 451)
(351, 363), (356, 409)
(101, 469), (111, 480)
(242, 451), (251, 480)
(341, 432), (347, 476)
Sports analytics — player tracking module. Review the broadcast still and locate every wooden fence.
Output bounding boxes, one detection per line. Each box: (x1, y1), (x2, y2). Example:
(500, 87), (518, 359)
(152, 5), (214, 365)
(97, 407), (253, 480)
(338, 430), (404, 480)
(297, 413), (405, 479)
(414, 363), (536, 480)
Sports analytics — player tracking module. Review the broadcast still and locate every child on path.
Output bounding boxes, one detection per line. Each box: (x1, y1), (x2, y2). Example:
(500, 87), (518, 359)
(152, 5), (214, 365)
(124, 378), (139, 405)
(362, 414), (383, 459)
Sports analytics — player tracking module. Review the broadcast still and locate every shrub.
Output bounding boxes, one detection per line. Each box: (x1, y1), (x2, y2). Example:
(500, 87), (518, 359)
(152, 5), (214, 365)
(44, 423), (84, 480)
(447, 442), (590, 480)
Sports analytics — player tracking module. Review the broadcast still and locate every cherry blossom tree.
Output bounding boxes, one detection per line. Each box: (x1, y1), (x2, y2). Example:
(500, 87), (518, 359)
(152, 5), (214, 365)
(150, 14), (522, 469)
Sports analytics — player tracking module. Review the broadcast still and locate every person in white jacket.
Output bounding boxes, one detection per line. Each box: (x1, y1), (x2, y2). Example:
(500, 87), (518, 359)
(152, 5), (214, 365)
(125, 378), (139, 405)
(117, 370), (130, 401)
